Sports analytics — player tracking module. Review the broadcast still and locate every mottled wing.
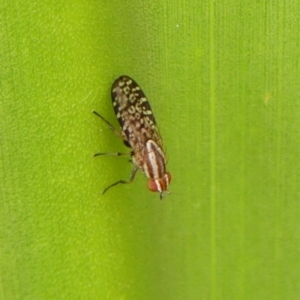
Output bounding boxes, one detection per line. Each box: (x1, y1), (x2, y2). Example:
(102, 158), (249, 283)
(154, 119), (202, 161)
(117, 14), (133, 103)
(111, 75), (162, 151)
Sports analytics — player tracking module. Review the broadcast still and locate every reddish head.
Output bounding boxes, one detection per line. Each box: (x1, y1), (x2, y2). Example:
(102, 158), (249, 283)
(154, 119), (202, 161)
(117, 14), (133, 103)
(148, 172), (171, 199)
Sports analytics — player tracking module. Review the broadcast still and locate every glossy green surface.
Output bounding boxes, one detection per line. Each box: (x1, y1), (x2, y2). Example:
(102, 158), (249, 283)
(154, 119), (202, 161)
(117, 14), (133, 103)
(1, 1), (300, 299)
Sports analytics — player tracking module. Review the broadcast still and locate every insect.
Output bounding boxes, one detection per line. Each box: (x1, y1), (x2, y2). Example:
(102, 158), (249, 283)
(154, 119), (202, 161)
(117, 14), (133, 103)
(93, 75), (171, 199)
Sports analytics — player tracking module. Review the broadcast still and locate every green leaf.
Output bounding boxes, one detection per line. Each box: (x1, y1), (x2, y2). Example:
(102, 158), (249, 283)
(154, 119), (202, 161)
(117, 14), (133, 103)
(1, 1), (300, 299)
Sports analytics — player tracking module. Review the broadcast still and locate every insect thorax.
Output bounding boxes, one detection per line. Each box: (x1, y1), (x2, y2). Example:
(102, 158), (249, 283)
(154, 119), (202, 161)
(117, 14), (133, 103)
(131, 139), (166, 179)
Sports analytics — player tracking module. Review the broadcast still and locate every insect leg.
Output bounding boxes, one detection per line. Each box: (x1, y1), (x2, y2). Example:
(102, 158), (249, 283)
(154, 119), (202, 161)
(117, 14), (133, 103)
(102, 166), (139, 195)
(92, 110), (123, 139)
(94, 152), (130, 157)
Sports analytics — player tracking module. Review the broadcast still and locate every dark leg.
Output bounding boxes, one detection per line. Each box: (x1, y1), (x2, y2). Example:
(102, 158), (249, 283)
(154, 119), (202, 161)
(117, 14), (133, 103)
(102, 166), (139, 194)
(92, 110), (123, 139)
(94, 152), (130, 157)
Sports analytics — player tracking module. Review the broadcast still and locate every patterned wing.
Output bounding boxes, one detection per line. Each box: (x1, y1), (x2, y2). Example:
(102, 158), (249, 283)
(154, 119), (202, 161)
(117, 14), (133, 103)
(111, 76), (162, 151)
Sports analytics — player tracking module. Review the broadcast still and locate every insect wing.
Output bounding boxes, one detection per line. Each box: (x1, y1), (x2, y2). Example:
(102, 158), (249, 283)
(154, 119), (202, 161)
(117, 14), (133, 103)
(111, 76), (162, 149)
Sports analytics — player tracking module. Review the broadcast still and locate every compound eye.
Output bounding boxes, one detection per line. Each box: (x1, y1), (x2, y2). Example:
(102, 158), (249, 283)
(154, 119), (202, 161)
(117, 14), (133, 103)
(147, 179), (158, 192)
